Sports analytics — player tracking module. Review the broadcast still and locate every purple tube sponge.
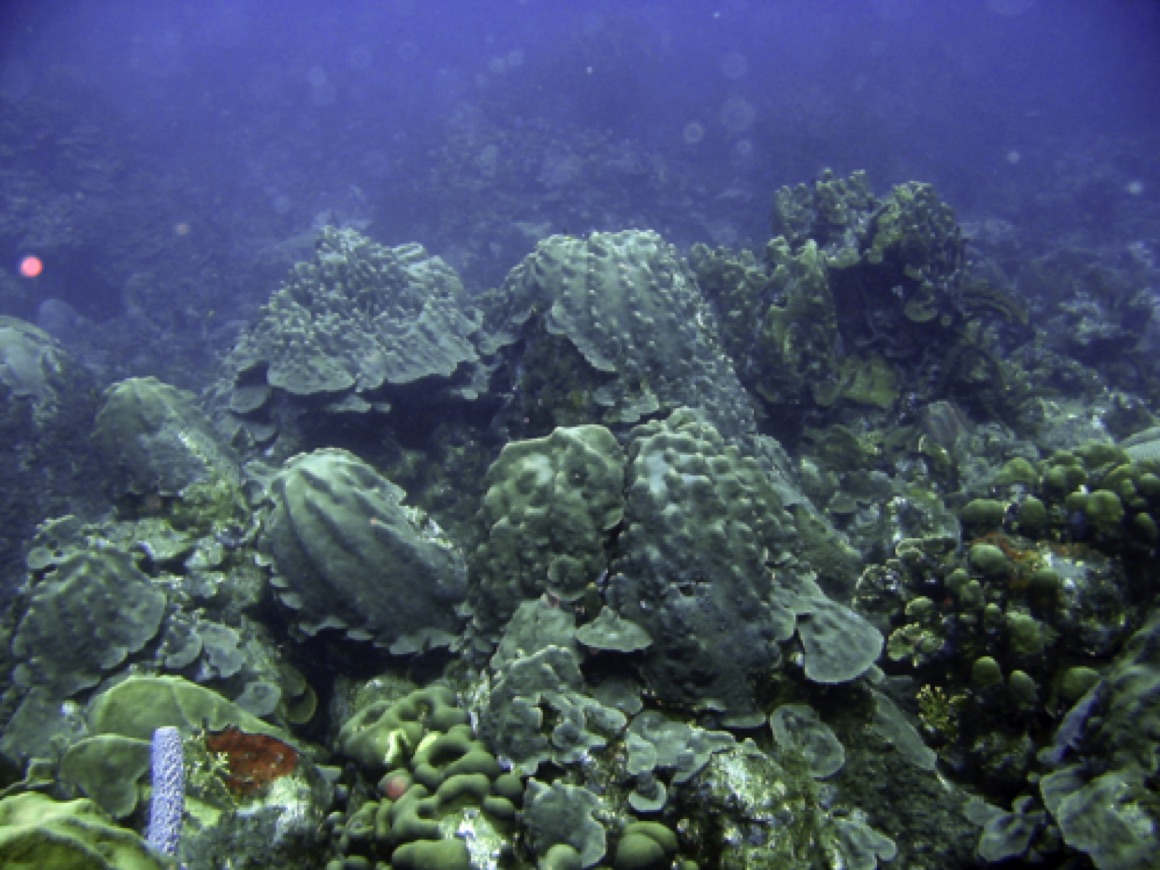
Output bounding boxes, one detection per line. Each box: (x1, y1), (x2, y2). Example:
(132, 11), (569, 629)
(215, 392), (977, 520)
(146, 725), (185, 858)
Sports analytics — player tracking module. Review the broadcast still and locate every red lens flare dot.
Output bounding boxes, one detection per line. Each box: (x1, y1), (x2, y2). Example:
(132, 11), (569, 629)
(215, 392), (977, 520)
(19, 256), (43, 278)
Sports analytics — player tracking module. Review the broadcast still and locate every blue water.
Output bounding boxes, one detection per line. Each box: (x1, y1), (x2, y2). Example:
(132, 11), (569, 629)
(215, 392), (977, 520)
(1, 0), (1156, 336)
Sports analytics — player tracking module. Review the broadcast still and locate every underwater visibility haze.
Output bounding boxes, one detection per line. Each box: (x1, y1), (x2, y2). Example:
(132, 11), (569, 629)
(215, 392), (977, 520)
(0, 1), (1159, 867)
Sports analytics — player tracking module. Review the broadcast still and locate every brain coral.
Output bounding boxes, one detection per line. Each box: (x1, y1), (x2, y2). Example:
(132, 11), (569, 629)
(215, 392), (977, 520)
(264, 448), (467, 653)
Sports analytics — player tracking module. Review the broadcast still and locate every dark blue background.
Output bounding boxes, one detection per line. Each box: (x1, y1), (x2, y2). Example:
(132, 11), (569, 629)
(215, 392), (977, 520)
(1, 0), (1157, 357)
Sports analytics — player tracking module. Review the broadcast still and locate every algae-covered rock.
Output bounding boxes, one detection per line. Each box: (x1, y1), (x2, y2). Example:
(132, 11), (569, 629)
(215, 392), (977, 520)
(717, 170), (1039, 431)
(704, 170), (1038, 437)
(757, 237), (843, 409)
(863, 179), (963, 279)
(264, 448), (466, 652)
(680, 741), (837, 868)
(93, 377), (241, 501)
(12, 549), (166, 697)
(470, 424), (624, 637)
(1041, 547), (1128, 657)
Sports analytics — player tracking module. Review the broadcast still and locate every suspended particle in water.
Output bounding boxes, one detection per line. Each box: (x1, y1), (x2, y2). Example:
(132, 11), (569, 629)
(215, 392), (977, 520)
(720, 50), (748, 80)
(720, 96), (756, 134)
(683, 122), (705, 145)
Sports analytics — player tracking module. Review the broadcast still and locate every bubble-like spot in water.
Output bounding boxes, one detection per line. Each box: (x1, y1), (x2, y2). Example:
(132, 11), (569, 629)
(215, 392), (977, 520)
(1006, 150), (1021, 165)
(683, 122), (705, 145)
(506, 49), (525, 68)
(272, 195), (292, 215)
(306, 66), (328, 88)
(720, 51), (748, 80)
(1126, 180), (1144, 196)
(720, 96), (756, 135)
(488, 56), (507, 75)
(735, 139), (753, 158)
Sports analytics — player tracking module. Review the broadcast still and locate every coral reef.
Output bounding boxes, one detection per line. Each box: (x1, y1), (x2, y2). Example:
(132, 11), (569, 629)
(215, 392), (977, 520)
(692, 170), (1038, 442)
(2, 165), (1156, 870)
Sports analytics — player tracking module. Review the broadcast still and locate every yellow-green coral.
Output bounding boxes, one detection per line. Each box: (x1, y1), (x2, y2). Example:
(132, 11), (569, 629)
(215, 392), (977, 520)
(917, 685), (964, 742)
